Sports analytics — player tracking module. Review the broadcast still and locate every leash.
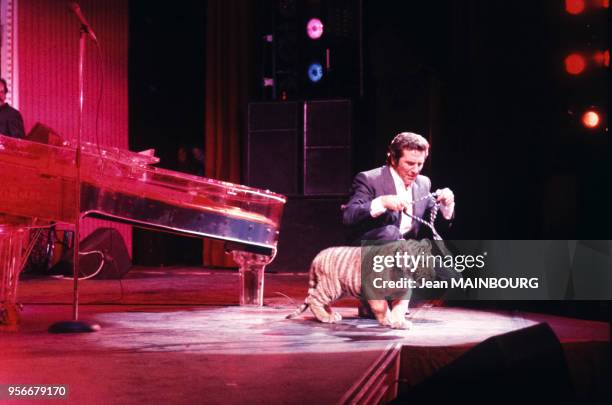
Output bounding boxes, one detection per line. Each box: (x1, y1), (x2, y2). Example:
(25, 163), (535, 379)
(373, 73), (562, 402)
(403, 192), (442, 240)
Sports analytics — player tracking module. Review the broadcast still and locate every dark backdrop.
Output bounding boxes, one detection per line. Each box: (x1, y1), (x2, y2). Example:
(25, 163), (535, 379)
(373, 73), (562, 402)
(128, 0), (206, 168)
(128, 1), (609, 263)
(129, 0), (207, 265)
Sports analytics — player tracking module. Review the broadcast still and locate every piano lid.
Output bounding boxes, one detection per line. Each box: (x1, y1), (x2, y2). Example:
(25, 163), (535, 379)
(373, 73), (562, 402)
(0, 134), (286, 253)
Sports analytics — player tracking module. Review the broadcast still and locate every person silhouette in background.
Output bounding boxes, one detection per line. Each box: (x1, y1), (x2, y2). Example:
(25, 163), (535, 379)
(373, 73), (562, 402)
(0, 78), (25, 139)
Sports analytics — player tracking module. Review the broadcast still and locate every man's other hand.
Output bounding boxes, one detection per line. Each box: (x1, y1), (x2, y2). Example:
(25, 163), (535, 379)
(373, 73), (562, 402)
(435, 188), (455, 207)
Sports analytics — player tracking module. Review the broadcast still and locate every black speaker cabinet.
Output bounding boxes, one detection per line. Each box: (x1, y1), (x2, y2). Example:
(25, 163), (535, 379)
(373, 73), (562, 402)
(51, 228), (132, 279)
(246, 102), (300, 195)
(246, 100), (352, 197)
(303, 99), (352, 196)
(266, 197), (348, 273)
(395, 323), (576, 405)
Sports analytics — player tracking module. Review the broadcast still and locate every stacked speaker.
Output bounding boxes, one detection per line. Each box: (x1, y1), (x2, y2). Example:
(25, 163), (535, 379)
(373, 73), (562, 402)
(247, 99), (353, 272)
(246, 99), (351, 196)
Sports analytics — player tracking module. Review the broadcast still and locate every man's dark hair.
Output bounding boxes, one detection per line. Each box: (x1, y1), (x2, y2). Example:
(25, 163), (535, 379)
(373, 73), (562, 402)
(0, 78), (7, 93)
(386, 132), (429, 165)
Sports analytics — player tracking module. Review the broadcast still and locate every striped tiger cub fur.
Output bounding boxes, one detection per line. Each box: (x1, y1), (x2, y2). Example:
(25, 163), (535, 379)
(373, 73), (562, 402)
(287, 239), (435, 329)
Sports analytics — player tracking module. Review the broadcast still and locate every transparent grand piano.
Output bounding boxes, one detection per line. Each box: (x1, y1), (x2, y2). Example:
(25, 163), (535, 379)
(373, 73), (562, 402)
(0, 134), (286, 326)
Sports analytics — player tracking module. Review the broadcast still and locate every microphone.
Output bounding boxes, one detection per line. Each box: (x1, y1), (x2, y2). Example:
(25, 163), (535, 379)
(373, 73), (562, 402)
(69, 2), (98, 42)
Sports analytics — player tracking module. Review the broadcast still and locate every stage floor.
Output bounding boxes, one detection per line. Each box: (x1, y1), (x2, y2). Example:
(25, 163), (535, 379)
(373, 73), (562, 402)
(1, 267), (609, 404)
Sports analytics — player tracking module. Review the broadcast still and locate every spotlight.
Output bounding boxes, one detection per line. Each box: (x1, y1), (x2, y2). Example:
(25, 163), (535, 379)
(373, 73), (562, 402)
(306, 18), (324, 40)
(593, 50), (610, 67)
(307, 63), (324, 83)
(581, 109), (601, 129)
(564, 53), (586, 74)
(565, 0), (585, 14)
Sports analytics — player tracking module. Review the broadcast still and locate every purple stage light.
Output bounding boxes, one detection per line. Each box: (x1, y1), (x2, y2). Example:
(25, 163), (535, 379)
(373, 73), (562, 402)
(306, 18), (324, 40)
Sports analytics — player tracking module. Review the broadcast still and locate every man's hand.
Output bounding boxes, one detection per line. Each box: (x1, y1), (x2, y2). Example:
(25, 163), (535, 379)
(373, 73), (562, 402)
(380, 195), (409, 212)
(435, 188), (455, 207)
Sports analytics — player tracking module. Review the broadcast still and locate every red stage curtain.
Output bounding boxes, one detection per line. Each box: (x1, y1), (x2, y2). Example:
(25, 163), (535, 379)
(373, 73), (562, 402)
(16, 0), (131, 254)
(203, 0), (254, 267)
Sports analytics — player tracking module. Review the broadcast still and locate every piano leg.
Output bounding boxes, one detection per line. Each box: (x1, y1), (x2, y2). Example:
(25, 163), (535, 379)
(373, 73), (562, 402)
(0, 217), (33, 330)
(231, 251), (273, 306)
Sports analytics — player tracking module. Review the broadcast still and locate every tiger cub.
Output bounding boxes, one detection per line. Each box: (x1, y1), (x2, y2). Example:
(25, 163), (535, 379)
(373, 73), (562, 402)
(287, 239), (434, 329)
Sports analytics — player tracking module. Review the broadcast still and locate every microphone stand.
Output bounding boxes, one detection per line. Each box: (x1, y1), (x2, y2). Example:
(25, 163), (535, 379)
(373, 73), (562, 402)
(48, 24), (100, 333)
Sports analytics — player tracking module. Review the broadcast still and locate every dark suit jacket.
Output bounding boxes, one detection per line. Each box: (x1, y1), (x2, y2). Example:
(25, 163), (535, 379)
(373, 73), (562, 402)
(343, 165), (435, 242)
(0, 103), (25, 139)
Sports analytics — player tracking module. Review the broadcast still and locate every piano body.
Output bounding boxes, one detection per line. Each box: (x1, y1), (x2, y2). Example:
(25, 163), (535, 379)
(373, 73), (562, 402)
(0, 134), (286, 325)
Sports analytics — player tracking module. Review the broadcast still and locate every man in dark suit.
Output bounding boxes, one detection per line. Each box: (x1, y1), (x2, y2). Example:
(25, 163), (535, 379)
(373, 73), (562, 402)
(343, 132), (454, 243)
(344, 132), (458, 318)
(0, 78), (25, 139)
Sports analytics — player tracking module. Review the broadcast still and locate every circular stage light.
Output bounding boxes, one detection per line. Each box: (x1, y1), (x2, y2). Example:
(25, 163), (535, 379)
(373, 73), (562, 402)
(582, 110), (601, 129)
(307, 63), (324, 83)
(565, 0), (585, 15)
(306, 18), (324, 40)
(564, 53), (586, 75)
(593, 50), (610, 67)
